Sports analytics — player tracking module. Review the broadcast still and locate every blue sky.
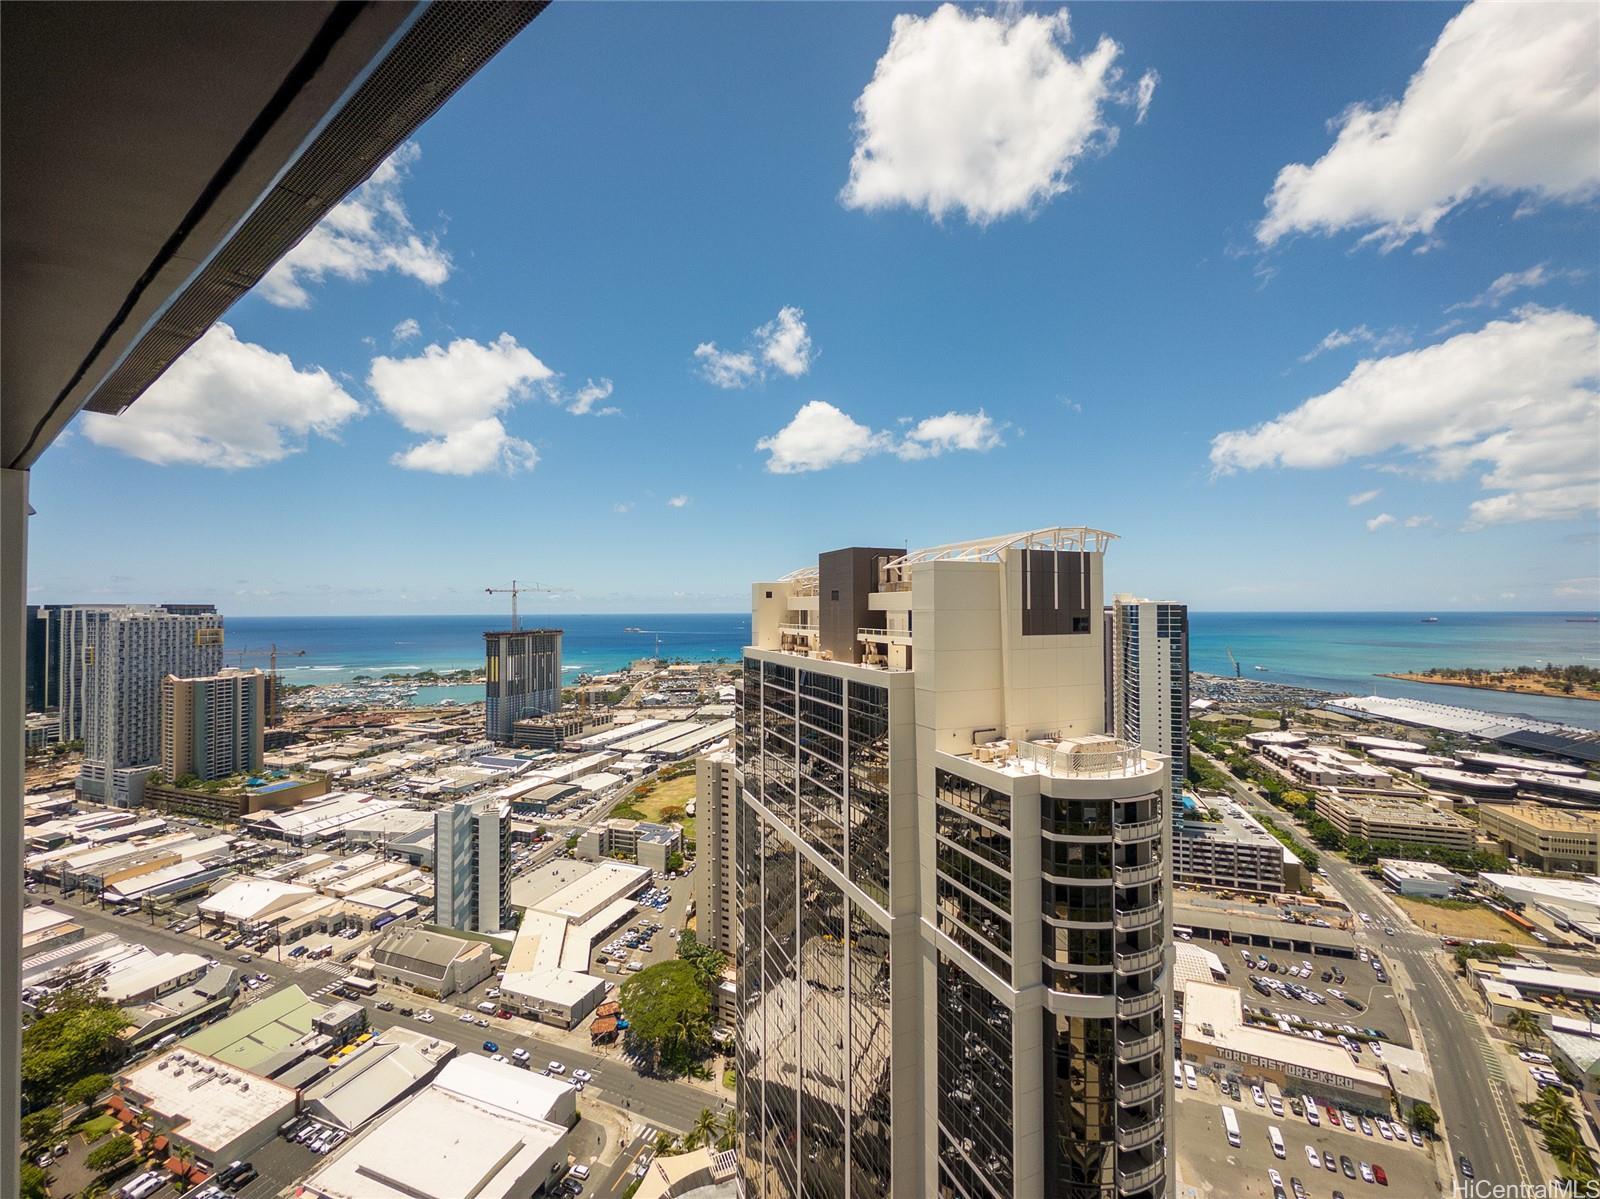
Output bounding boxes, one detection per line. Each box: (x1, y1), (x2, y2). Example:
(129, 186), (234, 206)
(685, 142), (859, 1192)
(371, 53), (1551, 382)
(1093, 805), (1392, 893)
(28, 2), (1600, 615)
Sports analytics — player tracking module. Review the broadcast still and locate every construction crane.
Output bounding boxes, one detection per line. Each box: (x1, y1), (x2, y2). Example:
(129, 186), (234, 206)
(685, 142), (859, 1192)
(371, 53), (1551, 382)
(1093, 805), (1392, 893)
(1225, 647), (1241, 679)
(229, 644), (306, 725)
(484, 579), (563, 632)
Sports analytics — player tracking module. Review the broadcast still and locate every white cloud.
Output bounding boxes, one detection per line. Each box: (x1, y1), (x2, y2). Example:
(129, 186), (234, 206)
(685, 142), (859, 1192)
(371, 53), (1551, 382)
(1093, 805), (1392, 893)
(758, 402), (889, 474)
(258, 142), (451, 307)
(1347, 488), (1382, 507)
(613, 502), (634, 514)
(1134, 69), (1158, 124)
(1366, 513), (1396, 532)
(1300, 325), (1411, 363)
(667, 495), (689, 508)
(392, 318), (421, 344)
(895, 410), (1003, 460)
(757, 307), (814, 378)
(1257, 1), (1600, 249)
(757, 401), (1002, 474)
(695, 307), (814, 388)
(1403, 514), (1436, 528)
(840, 4), (1145, 224)
(1211, 307), (1600, 527)
(368, 333), (552, 475)
(1447, 263), (1589, 311)
(694, 342), (760, 389)
(1555, 576), (1600, 598)
(79, 322), (359, 467)
(568, 378), (616, 416)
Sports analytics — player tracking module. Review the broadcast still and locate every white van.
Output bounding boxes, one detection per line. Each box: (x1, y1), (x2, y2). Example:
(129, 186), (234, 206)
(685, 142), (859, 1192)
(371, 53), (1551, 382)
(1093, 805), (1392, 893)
(1268, 1125), (1285, 1159)
(122, 1172), (166, 1199)
(1222, 1106), (1241, 1148)
(477, 1001), (496, 1014)
(568, 1164), (591, 1181)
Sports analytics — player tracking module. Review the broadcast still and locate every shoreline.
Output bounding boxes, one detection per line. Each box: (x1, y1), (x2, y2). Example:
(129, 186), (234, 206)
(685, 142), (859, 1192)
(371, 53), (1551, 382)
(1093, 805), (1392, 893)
(1377, 672), (1600, 703)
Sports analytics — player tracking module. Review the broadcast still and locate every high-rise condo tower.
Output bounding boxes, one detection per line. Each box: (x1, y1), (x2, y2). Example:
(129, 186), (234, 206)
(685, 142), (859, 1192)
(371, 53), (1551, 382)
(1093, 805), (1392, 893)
(735, 529), (1173, 1199)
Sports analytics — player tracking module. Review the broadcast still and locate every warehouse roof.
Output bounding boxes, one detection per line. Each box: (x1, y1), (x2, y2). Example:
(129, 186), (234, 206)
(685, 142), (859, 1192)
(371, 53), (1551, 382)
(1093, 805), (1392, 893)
(180, 985), (322, 1071)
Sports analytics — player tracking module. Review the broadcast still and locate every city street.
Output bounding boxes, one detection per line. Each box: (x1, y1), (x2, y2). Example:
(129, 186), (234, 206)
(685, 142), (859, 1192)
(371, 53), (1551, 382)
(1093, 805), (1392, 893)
(47, 895), (727, 1135)
(1205, 755), (1541, 1190)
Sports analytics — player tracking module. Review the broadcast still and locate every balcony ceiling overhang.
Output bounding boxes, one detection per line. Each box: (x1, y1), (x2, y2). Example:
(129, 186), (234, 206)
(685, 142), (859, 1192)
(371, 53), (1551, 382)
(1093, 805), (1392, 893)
(2, 1), (543, 469)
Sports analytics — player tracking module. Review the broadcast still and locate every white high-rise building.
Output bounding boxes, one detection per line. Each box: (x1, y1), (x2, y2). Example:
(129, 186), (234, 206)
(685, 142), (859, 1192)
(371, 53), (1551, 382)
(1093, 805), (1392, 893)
(695, 749), (740, 958)
(737, 530), (1173, 1199)
(57, 603), (218, 743)
(434, 796), (511, 933)
(76, 606), (224, 803)
(1109, 595), (1189, 825)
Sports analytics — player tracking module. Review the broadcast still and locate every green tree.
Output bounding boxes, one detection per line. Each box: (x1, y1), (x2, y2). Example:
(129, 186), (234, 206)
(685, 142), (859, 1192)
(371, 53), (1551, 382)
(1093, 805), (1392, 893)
(19, 1162), (50, 1199)
(21, 985), (129, 1108)
(20, 1107), (61, 1149)
(1524, 1086), (1570, 1131)
(684, 1107), (719, 1150)
(716, 1108), (737, 1151)
(63, 1072), (114, 1108)
(619, 959), (713, 1075)
(1508, 1009), (1543, 1047)
(1408, 1101), (1438, 1136)
(85, 1134), (136, 1172)
(675, 930), (727, 990)
(666, 851), (685, 872)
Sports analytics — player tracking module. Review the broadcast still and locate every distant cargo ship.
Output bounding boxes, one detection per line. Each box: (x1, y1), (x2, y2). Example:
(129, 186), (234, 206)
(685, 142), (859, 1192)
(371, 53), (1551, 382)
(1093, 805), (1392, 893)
(1421, 616), (1439, 623)
(1568, 617), (1599, 623)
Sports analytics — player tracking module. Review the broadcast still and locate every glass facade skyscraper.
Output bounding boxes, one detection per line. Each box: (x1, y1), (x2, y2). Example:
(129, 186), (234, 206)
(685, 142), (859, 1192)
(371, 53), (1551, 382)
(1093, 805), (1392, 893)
(737, 530), (1172, 1199)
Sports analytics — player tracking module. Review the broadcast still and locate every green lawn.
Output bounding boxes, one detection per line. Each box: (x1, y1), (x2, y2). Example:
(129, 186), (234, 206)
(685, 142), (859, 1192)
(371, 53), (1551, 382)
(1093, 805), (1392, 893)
(612, 773), (698, 842)
(74, 1113), (118, 1142)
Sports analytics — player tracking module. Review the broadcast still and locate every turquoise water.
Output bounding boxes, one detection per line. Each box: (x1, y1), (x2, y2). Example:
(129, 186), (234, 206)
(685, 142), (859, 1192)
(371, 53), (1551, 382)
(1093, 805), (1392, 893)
(227, 610), (1600, 729)
(1190, 612), (1600, 728)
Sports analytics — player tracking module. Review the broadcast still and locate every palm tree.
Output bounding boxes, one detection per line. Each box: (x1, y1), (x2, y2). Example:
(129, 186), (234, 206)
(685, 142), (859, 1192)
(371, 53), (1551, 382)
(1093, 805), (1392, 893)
(1524, 1086), (1570, 1130)
(716, 1108), (737, 1152)
(1545, 1121), (1593, 1175)
(686, 1108), (719, 1150)
(1508, 1009), (1543, 1047)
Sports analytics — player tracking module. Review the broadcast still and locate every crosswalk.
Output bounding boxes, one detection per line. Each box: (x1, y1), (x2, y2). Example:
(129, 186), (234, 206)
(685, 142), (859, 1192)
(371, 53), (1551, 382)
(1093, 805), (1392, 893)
(300, 963), (352, 999)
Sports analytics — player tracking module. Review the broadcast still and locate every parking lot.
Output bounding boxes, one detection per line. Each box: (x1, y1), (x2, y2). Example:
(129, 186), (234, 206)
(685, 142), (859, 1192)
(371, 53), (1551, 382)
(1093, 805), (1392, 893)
(1176, 1083), (1440, 1199)
(1231, 946), (1411, 1049)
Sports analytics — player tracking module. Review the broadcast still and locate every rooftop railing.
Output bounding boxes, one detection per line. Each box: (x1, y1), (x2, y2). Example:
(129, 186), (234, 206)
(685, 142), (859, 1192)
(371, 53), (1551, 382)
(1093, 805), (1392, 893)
(1012, 738), (1148, 779)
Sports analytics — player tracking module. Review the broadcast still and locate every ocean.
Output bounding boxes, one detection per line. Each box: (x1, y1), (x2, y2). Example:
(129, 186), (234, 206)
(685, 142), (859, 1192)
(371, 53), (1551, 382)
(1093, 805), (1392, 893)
(225, 610), (1600, 730)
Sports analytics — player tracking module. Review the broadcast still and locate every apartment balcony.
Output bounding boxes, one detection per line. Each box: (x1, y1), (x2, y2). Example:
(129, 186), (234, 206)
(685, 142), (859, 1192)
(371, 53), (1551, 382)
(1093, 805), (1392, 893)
(778, 623), (819, 639)
(1116, 989), (1162, 1019)
(1117, 1117), (1164, 1153)
(1116, 1068), (1163, 1106)
(1116, 1158), (1165, 1196)
(1116, 903), (1162, 933)
(1113, 859), (1162, 887)
(1113, 818), (1162, 844)
(1116, 944), (1164, 973)
(856, 626), (911, 645)
(1115, 1028), (1162, 1063)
